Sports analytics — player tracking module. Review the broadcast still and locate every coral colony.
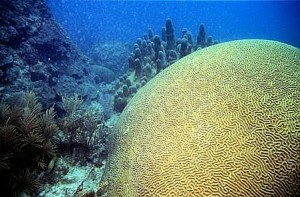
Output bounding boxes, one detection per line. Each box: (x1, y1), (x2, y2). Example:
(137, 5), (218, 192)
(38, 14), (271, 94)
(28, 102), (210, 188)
(113, 18), (218, 112)
(99, 40), (300, 196)
(0, 1), (218, 195)
(1, 1), (299, 197)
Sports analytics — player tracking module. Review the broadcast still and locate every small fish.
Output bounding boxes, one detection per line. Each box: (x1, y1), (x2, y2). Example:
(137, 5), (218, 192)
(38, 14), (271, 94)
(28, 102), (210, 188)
(45, 156), (57, 175)
(20, 192), (29, 197)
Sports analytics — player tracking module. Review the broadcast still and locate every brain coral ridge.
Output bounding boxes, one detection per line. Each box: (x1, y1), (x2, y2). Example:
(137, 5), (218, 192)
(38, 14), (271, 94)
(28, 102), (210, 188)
(99, 39), (300, 197)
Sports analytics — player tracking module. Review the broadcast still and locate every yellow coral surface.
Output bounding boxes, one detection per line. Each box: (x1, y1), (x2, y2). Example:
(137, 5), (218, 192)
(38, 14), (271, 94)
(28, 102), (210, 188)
(101, 39), (300, 196)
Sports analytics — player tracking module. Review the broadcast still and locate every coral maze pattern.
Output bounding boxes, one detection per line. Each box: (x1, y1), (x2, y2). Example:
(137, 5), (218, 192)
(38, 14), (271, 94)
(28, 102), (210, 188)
(100, 40), (300, 196)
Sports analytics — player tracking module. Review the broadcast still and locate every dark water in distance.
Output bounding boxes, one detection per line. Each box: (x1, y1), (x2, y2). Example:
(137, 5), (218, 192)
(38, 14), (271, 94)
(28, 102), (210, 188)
(46, 0), (300, 50)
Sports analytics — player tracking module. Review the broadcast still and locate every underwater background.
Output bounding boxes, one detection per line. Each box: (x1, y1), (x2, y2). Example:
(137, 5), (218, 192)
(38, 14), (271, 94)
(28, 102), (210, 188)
(46, 0), (300, 51)
(0, 0), (300, 196)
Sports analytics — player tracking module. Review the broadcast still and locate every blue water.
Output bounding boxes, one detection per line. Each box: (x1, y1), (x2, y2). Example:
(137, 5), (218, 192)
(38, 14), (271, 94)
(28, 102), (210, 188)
(46, 0), (300, 51)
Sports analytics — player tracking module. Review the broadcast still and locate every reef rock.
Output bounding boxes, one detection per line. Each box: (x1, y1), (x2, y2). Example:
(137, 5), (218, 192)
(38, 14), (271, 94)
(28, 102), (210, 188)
(0, 0), (112, 109)
(88, 41), (131, 77)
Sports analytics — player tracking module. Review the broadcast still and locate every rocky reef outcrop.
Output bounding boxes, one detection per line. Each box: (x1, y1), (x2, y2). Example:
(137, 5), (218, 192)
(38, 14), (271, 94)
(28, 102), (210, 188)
(0, 0), (118, 110)
(88, 41), (131, 77)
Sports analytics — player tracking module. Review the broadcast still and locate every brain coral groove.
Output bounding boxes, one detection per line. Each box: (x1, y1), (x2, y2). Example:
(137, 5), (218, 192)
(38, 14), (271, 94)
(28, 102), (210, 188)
(99, 39), (300, 197)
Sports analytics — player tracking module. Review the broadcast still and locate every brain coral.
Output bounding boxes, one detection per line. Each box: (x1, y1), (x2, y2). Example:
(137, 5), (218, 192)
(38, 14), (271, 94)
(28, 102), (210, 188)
(99, 39), (300, 196)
